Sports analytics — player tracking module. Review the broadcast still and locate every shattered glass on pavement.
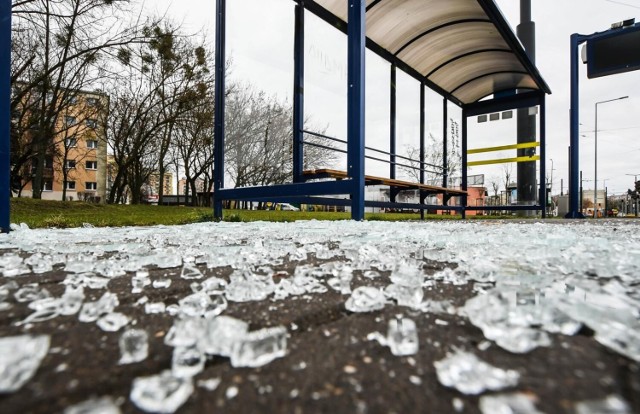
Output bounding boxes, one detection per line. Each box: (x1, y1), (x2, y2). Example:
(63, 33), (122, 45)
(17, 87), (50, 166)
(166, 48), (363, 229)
(1, 220), (640, 411)
(434, 350), (520, 395)
(0, 335), (50, 393)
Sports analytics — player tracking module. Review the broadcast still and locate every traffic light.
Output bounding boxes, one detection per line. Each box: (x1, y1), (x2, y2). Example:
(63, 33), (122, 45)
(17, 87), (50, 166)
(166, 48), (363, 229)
(636, 180), (640, 193)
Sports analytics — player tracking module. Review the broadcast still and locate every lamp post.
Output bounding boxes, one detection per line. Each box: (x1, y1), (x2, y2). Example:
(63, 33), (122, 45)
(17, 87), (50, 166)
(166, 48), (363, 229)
(594, 96), (628, 218)
(626, 173), (640, 217)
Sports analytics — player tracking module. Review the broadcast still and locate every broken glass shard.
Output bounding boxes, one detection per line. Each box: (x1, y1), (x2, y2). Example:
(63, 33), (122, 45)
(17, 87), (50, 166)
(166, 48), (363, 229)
(575, 394), (632, 414)
(119, 329), (148, 365)
(172, 345), (205, 378)
(230, 326), (287, 368)
(387, 316), (419, 356)
(79, 292), (119, 323)
(434, 350), (520, 395)
(15, 284), (51, 303)
(178, 292), (227, 318)
(165, 317), (205, 348)
(338, 266), (353, 295)
(132, 273), (151, 294)
(0, 334), (50, 393)
(197, 378), (221, 391)
(130, 370), (193, 414)
(24, 254), (53, 274)
(145, 302), (166, 314)
(200, 277), (227, 294)
(63, 396), (122, 414)
(59, 286), (85, 315)
(225, 270), (275, 302)
(479, 393), (544, 414)
(153, 279), (172, 289)
(345, 287), (386, 313)
(181, 264), (203, 280)
(97, 312), (130, 332)
(201, 316), (248, 357)
(384, 284), (424, 309)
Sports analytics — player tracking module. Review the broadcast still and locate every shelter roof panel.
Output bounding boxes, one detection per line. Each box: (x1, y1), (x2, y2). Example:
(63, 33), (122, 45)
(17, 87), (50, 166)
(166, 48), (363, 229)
(454, 73), (538, 104)
(310, 0), (550, 105)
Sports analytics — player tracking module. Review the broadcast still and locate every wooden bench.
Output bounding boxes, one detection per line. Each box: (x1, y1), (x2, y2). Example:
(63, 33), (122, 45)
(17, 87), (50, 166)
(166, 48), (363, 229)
(303, 169), (468, 196)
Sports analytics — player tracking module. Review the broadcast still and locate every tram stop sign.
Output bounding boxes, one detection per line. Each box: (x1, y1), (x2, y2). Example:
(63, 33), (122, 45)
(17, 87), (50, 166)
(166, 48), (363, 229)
(585, 21), (640, 79)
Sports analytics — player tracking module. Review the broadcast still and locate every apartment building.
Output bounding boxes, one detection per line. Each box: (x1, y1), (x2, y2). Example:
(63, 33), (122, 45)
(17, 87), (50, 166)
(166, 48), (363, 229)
(17, 90), (108, 202)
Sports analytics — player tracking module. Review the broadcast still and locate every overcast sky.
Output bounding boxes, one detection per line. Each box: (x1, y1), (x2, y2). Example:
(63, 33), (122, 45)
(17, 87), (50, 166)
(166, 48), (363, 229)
(146, 0), (640, 196)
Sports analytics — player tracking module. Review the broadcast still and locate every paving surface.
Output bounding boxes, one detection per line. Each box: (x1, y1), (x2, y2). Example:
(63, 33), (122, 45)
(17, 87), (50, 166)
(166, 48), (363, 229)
(0, 219), (639, 413)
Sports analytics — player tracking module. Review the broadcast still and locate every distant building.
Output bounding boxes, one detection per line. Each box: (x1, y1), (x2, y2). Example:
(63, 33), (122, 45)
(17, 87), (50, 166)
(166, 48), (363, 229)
(17, 90), (108, 202)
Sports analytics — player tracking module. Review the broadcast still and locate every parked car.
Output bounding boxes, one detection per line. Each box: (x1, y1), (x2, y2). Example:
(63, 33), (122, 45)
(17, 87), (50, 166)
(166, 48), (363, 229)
(278, 203), (300, 211)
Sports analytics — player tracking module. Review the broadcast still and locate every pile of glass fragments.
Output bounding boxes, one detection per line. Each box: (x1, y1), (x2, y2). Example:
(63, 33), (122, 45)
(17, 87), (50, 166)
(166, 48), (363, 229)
(0, 219), (638, 413)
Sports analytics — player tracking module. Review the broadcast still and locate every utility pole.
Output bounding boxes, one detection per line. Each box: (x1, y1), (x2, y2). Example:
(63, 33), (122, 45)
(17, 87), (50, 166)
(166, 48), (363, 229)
(517, 0), (537, 215)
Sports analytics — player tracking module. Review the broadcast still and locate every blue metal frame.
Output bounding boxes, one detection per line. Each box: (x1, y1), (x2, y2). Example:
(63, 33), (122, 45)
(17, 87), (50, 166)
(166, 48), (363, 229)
(461, 109), (468, 219)
(213, 0), (226, 220)
(347, 0), (366, 221)
(419, 83), (426, 220)
(566, 33), (586, 218)
(539, 93), (547, 218)
(389, 64), (397, 202)
(292, 4), (304, 183)
(205, 0), (549, 221)
(442, 97), (449, 190)
(0, 0), (10, 232)
(461, 90), (547, 217)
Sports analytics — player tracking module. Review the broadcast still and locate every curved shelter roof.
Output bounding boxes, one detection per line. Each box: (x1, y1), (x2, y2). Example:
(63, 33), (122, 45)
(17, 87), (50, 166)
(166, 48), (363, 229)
(309, 0), (551, 105)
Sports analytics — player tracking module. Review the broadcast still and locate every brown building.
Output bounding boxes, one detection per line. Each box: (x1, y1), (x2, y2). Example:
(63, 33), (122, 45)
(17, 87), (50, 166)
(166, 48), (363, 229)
(18, 90), (108, 202)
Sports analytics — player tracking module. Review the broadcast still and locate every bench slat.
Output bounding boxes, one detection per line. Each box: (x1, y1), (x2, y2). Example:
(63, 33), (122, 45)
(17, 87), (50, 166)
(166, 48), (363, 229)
(302, 169), (468, 196)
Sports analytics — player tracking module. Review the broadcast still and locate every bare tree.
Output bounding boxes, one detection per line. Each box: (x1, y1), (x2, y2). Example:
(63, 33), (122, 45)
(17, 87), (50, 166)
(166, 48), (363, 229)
(106, 23), (211, 204)
(502, 163), (514, 193)
(10, 0), (150, 198)
(399, 119), (461, 186)
(224, 83), (337, 191)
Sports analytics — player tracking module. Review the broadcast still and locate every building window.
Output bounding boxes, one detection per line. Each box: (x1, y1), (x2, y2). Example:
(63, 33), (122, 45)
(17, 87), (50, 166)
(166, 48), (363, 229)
(85, 160), (97, 170)
(85, 182), (97, 191)
(86, 97), (99, 107)
(45, 156), (53, 169)
(65, 116), (76, 126)
(69, 95), (78, 105)
(43, 180), (53, 191)
(65, 159), (76, 169)
(87, 140), (98, 149)
(65, 181), (76, 190)
(65, 138), (77, 147)
(86, 119), (97, 129)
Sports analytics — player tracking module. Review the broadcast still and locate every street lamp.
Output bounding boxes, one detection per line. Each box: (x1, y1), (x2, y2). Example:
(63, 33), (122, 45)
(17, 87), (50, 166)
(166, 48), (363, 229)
(625, 173), (640, 217)
(594, 96), (628, 218)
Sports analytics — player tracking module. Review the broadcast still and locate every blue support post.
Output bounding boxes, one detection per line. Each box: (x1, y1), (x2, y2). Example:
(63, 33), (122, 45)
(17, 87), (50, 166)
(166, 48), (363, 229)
(292, 4), (304, 182)
(442, 98), (448, 189)
(566, 33), (584, 218)
(389, 64), (396, 202)
(213, 0), (226, 220)
(539, 93), (547, 218)
(0, 0), (10, 232)
(347, 0), (365, 221)
(420, 83), (425, 220)
(461, 110), (468, 219)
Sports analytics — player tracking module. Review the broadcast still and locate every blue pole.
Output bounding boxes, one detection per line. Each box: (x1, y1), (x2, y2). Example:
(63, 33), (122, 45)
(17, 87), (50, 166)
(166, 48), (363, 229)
(0, 0), (11, 232)
(213, 0), (226, 220)
(442, 97), (448, 189)
(566, 33), (585, 218)
(420, 83), (425, 220)
(347, 0), (365, 221)
(292, 4), (304, 183)
(461, 110), (468, 219)
(389, 64), (396, 202)
(540, 93), (547, 218)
